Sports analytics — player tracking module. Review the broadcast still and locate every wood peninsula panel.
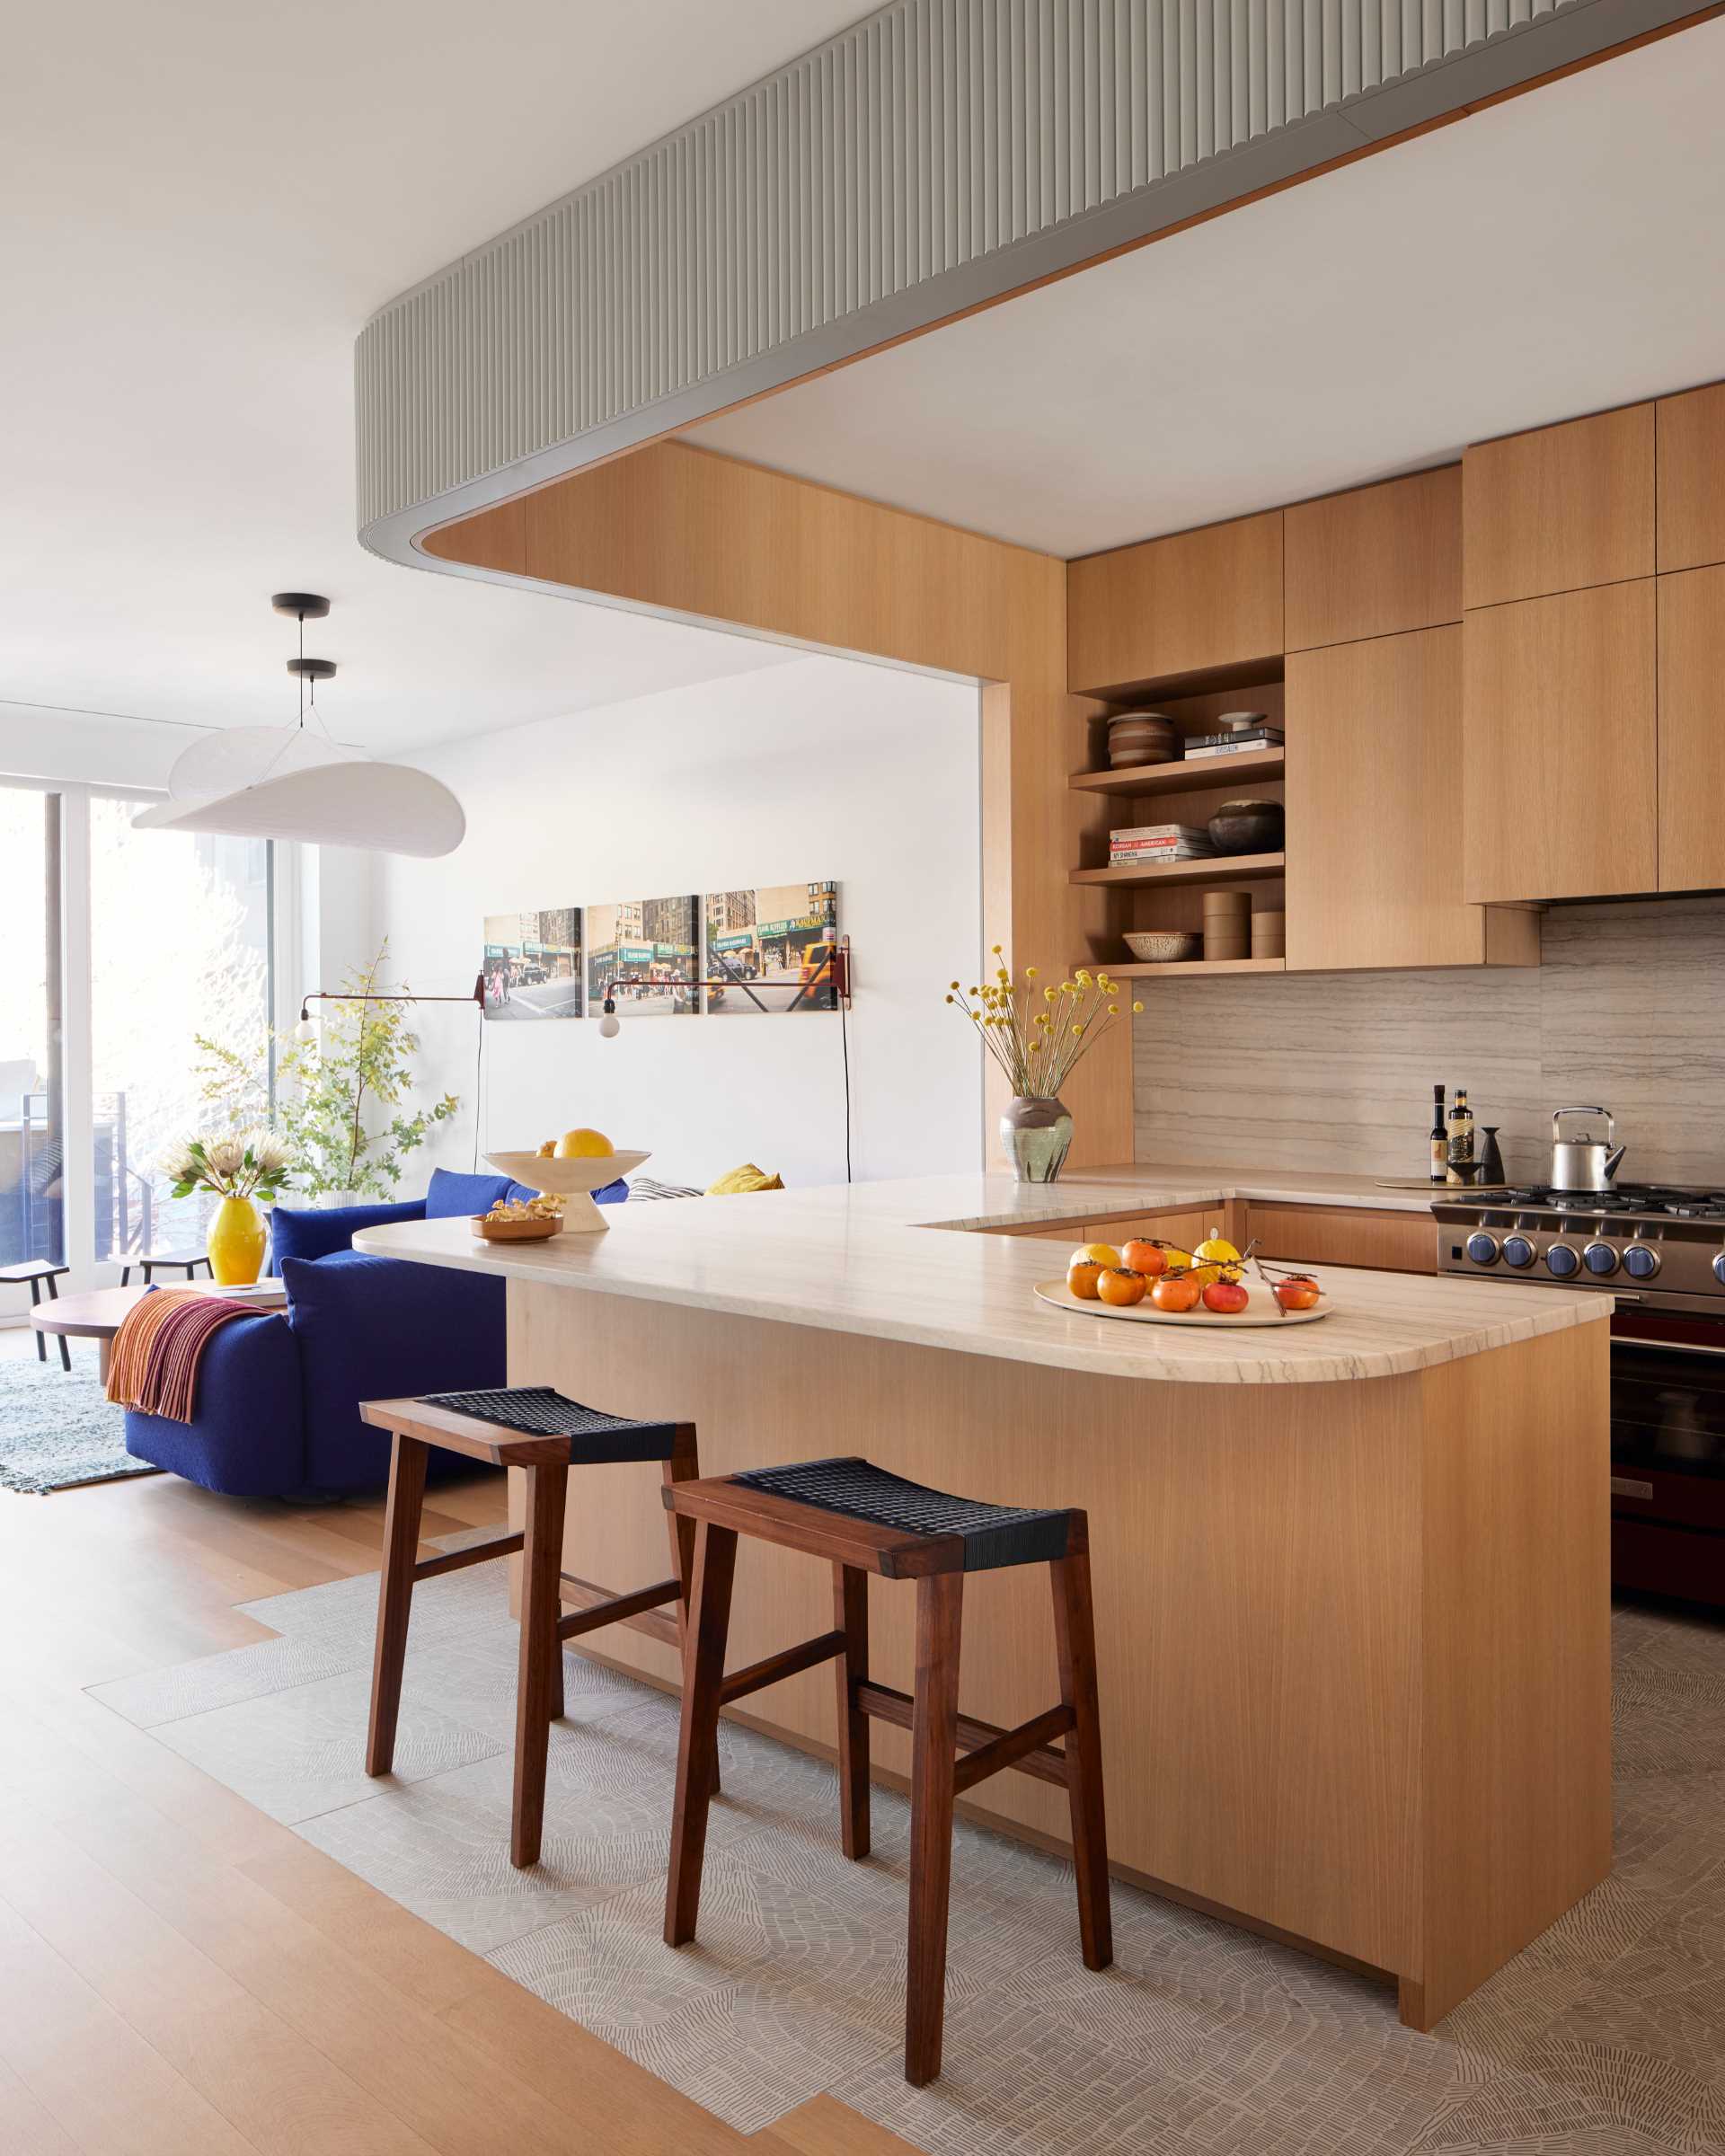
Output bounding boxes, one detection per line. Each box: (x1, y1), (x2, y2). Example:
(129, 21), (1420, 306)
(1657, 564), (1725, 891)
(1416, 1322), (1611, 2025)
(1066, 512), (1284, 693)
(1245, 1201), (1437, 1275)
(1285, 467), (1463, 651)
(1462, 580), (1657, 904)
(509, 1277), (1609, 2027)
(425, 441), (1130, 1164)
(1462, 403), (1654, 610)
(1287, 627), (1489, 971)
(1657, 380), (1725, 572)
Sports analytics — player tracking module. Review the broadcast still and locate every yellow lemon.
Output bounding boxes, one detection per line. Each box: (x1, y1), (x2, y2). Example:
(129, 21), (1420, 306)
(554, 1127), (615, 1158)
(1071, 1241), (1120, 1270)
(1160, 1248), (1193, 1273)
(1195, 1235), (1241, 1266)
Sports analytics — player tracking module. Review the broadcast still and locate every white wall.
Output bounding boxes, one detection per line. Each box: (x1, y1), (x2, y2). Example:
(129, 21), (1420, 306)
(367, 653), (983, 1193)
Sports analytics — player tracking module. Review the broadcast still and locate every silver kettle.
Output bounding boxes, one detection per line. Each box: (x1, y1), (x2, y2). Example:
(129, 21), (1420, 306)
(1551, 1107), (1626, 1192)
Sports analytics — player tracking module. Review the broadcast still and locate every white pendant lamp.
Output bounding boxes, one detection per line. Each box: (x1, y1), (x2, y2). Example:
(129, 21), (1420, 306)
(132, 594), (465, 858)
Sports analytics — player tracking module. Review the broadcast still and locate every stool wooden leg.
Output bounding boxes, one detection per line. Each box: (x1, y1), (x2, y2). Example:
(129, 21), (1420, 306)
(512, 1459), (569, 1868)
(665, 1519), (737, 1947)
(1052, 1533), (1112, 1973)
(367, 1432), (429, 1777)
(834, 1562), (871, 1860)
(664, 1431), (719, 1797)
(906, 1569), (963, 2088)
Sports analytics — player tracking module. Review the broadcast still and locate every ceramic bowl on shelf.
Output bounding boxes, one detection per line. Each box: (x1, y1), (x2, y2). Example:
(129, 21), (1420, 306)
(1123, 931), (1201, 963)
(1106, 711), (1181, 767)
(1206, 798), (1285, 855)
(485, 1148), (652, 1233)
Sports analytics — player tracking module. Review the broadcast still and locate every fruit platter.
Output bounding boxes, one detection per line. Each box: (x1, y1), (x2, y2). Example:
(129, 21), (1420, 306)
(1034, 1234), (1329, 1328)
(484, 1129), (650, 1234)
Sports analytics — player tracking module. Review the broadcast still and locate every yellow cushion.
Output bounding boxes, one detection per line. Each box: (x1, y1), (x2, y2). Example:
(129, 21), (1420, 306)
(705, 1163), (784, 1196)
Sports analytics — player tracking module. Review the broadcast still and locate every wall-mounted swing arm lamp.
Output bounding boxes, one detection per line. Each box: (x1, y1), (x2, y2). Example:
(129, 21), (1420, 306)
(295, 974), (486, 1042)
(597, 938), (852, 1037)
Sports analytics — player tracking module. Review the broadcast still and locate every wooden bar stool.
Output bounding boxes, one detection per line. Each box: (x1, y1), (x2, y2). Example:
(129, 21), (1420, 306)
(120, 1249), (211, 1286)
(0, 1259), (71, 1369)
(359, 1388), (703, 1869)
(662, 1454), (1110, 2087)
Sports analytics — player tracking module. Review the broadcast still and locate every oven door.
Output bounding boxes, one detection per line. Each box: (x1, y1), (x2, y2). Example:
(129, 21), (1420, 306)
(1609, 1325), (1725, 1604)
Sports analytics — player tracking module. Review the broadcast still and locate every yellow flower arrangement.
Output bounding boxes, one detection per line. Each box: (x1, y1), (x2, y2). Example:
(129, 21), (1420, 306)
(944, 950), (1140, 1097)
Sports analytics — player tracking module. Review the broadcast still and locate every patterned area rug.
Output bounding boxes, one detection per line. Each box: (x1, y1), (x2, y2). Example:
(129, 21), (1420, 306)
(0, 1341), (154, 1493)
(88, 1548), (1725, 2152)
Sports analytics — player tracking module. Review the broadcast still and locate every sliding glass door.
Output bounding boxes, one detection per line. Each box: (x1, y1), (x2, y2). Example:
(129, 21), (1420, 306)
(0, 785), (64, 1272)
(0, 781), (279, 1306)
(88, 798), (273, 1268)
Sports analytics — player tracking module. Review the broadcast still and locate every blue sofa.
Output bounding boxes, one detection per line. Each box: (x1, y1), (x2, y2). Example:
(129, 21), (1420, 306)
(123, 1166), (627, 1499)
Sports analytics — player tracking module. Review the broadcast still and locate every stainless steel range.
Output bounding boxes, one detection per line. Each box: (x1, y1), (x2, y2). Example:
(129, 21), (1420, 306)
(1436, 1183), (1725, 1608)
(1436, 1182), (1725, 1314)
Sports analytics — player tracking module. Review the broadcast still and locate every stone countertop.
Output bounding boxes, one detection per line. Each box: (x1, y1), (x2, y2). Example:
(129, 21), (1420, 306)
(354, 1169), (1606, 1387)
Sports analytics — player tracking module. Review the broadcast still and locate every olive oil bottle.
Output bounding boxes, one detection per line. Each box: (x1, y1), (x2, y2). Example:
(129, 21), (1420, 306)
(1429, 1085), (1447, 1185)
(1447, 1086), (1475, 1172)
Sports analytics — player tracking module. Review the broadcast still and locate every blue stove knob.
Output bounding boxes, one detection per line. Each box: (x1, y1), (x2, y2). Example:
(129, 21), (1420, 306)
(1714, 1251), (1725, 1286)
(1583, 1241), (1618, 1277)
(1502, 1234), (1536, 1269)
(1545, 1242), (1579, 1277)
(1623, 1241), (1661, 1280)
(1464, 1233), (1499, 1266)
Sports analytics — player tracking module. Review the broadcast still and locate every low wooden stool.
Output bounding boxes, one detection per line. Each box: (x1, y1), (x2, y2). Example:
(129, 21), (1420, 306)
(0, 1259), (70, 1369)
(120, 1249), (211, 1286)
(662, 1454), (1110, 2086)
(360, 1388), (703, 1868)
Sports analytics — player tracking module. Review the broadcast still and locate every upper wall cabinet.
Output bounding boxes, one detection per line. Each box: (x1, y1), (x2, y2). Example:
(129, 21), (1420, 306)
(1066, 511), (1282, 694)
(1462, 405), (1654, 611)
(1463, 580), (1658, 905)
(1284, 468), (1462, 651)
(1657, 384), (1725, 573)
(1657, 565), (1725, 892)
(1287, 626), (1497, 970)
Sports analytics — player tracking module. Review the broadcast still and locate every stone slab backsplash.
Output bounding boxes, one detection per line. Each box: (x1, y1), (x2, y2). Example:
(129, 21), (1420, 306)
(1132, 897), (1725, 1188)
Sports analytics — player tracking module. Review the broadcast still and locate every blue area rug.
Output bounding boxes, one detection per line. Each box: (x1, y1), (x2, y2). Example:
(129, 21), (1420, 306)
(0, 1344), (155, 1493)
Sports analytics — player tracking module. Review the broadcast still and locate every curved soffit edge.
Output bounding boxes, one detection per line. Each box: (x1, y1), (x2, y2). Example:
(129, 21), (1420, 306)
(356, 0), (1703, 574)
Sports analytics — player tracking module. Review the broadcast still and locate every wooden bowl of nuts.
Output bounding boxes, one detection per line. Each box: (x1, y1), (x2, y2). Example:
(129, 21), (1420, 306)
(473, 1196), (565, 1242)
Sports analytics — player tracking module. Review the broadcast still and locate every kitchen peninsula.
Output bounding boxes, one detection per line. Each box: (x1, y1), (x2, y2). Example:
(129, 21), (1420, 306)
(357, 1167), (1612, 2032)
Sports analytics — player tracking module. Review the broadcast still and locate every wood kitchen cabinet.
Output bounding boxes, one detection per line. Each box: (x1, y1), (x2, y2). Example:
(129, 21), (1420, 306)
(1243, 1203), (1437, 1276)
(1287, 626), (1508, 970)
(1066, 511), (1283, 693)
(1462, 404), (1654, 610)
(1658, 382), (1725, 573)
(1658, 564), (1725, 891)
(1463, 580), (1658, 904)
(1284, 467), (1462, 651)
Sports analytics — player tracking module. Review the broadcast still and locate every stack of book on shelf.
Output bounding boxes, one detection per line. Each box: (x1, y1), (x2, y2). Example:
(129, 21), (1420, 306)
(1109, 821), (1216, 867)
(1185, 720), (1285, 761)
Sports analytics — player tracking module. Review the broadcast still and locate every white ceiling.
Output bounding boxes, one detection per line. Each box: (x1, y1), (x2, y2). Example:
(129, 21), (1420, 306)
(0, 0), (870, 760)
(694, 18), (1725, 559)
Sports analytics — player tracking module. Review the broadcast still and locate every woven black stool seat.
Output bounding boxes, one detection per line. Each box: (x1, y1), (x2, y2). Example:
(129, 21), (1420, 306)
(729, 1455), (1072, 1573)
(416, 1385), (679, 1463)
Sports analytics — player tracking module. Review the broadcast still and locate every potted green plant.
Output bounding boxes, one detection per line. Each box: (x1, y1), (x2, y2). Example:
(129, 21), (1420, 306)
(194, 941), (458, 1206)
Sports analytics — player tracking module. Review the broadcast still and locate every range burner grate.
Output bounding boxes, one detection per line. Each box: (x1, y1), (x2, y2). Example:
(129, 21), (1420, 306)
(1491, 1184), (1725, 1218)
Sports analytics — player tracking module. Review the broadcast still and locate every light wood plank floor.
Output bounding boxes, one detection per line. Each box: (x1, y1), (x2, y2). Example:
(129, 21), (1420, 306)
(0, 1338), (913, 2154)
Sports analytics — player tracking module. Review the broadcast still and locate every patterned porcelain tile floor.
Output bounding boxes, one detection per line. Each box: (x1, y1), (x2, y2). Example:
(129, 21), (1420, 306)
(88, 1547), (1725, 2153)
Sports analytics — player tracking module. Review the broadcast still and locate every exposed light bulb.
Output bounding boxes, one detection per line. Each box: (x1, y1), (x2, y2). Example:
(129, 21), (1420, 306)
(597, 1010), (620, 1039)
(294, 1015), (318, 1045)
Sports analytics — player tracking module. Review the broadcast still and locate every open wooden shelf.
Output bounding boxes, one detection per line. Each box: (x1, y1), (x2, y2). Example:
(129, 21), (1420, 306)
(1071, 851), (1284, 889)
(1089, 956), (1287, 978)
(1069, 747), (1285, 797)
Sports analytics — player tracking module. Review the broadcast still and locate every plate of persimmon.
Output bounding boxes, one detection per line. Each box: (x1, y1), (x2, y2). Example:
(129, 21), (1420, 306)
(1033, 1236), (1329, 1328)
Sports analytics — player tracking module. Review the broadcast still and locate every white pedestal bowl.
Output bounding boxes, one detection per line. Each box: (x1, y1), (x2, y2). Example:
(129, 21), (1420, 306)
(484, 1150), (651, 1233)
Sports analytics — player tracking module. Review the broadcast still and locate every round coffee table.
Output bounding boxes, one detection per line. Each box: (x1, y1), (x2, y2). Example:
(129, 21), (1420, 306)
(30, 1281), (286, 1383)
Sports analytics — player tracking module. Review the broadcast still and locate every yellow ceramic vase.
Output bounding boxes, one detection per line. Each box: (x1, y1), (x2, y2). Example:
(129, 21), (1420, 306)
(207, 1196), (267, 1286)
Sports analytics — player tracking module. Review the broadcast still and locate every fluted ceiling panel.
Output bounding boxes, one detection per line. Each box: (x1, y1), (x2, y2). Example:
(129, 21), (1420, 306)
(358, 0), (1664, 560)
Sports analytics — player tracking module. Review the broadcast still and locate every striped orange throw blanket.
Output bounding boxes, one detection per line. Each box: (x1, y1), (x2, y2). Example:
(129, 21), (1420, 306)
(105, 1288), (251, 1422)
